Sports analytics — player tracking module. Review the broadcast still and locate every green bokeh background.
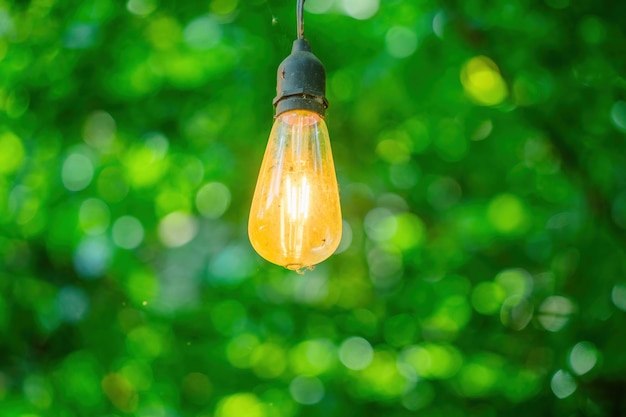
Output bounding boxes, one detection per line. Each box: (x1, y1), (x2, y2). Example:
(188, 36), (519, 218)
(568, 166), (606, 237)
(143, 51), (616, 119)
(2, 0), (626, 415)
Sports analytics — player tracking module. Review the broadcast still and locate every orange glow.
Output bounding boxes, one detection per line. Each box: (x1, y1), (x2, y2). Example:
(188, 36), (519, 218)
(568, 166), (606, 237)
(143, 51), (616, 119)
(249, 110), (342, 271)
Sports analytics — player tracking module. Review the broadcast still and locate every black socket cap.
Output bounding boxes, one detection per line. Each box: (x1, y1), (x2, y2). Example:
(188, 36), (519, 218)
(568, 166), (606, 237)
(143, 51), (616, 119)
(273, 39), (328, 117)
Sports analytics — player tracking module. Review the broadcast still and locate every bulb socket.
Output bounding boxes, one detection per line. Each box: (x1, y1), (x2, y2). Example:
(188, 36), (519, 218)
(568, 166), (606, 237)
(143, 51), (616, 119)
(273, 39), (328, 117)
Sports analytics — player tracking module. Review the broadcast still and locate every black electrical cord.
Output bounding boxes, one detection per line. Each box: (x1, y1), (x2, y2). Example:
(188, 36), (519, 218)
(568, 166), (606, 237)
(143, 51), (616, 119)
(297, 0), (305, 39)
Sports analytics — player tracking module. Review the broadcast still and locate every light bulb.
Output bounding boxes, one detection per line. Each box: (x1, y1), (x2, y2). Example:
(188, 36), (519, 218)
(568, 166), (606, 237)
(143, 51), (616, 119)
(249, 109), (342, 271)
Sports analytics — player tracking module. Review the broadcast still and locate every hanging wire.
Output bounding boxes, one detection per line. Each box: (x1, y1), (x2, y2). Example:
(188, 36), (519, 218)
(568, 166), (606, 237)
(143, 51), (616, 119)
(297, 0), (305, 39)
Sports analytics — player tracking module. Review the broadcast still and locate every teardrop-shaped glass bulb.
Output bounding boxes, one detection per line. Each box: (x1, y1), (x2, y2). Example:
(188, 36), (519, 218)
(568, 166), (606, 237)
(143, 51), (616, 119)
(249, 109), (342, 271)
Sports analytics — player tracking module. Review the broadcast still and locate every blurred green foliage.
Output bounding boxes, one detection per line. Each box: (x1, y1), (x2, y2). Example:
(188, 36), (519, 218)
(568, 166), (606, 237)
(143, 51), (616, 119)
(1, 0), (626, 415)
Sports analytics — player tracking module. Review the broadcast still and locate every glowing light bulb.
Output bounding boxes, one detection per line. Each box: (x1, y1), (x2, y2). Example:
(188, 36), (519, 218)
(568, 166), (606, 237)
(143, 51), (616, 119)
(249, 5), (341, 272)
(249, 109), (342, 271)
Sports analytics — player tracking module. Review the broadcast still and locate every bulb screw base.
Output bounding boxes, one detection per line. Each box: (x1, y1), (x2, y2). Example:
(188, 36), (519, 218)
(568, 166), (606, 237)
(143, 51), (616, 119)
(273, 39), (328, 117)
